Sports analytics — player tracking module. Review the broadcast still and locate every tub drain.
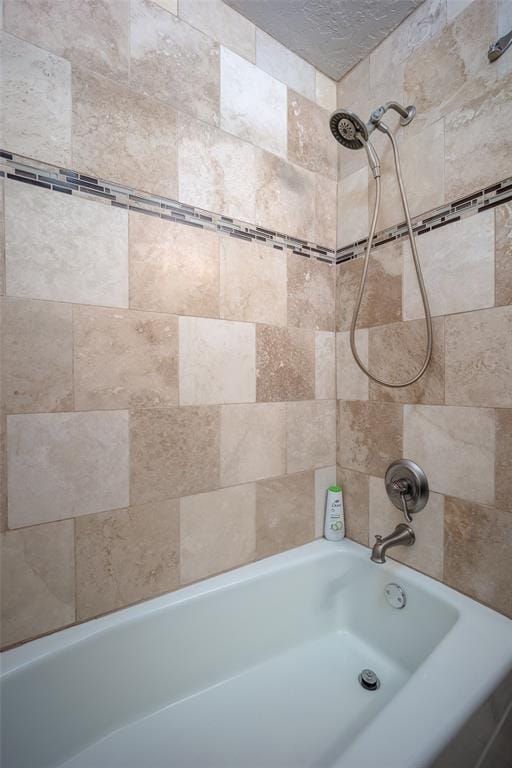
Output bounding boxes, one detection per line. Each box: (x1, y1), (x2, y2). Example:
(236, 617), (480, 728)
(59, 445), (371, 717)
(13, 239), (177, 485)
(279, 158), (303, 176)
(358, 669), (380, 691)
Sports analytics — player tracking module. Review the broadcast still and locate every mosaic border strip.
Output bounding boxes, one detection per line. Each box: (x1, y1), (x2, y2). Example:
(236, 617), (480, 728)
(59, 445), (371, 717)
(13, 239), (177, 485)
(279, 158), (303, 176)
(0, 150), (336, 265)
(336, 175), (512, 265)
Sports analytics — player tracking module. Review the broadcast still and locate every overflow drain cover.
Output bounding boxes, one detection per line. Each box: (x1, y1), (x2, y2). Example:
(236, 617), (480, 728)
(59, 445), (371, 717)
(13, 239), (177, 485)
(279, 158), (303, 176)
(358, 669), (380, 691)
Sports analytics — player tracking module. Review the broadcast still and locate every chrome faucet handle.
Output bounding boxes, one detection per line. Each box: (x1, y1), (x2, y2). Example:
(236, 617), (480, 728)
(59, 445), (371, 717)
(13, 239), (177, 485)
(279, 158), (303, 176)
(392, 479), (413, 523)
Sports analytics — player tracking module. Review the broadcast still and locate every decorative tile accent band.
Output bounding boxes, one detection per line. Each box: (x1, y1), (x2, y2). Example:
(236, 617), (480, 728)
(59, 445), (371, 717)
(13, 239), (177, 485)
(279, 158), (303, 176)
(336, 175), (512, 265)
(0, 151), (336, 264)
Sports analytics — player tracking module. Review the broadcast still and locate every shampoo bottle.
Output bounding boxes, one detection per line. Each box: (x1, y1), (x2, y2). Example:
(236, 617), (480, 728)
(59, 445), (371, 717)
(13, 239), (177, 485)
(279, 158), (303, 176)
(324, 485), (345, 541)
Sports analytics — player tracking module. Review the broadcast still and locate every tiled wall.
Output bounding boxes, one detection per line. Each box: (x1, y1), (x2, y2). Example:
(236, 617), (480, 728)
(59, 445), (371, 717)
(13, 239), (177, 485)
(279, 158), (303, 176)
(336, 0), (512, 618)
(0, 0), (338, 648)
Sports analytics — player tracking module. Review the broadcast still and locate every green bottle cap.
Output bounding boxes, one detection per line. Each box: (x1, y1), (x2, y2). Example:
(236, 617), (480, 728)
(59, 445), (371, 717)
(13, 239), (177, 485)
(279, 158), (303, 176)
(328, 485), (342, 492)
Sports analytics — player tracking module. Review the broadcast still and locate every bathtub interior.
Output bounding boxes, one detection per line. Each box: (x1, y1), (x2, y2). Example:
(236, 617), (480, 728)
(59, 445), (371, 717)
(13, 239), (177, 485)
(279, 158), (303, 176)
(1, 547), (459, 768)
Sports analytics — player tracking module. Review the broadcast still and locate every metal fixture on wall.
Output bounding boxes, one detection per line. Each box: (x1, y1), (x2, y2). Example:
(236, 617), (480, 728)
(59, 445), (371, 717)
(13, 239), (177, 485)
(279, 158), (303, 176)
(329, 102), (433, 388)
(488, 29), (512, 61)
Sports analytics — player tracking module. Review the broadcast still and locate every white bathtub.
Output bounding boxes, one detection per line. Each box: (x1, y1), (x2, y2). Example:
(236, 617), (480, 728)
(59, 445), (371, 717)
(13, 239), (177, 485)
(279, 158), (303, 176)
(1, 539), (512, 768)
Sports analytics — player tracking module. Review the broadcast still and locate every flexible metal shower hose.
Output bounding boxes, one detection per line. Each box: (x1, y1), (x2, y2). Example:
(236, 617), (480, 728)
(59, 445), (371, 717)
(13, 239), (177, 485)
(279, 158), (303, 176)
(349, 129), (433, 387)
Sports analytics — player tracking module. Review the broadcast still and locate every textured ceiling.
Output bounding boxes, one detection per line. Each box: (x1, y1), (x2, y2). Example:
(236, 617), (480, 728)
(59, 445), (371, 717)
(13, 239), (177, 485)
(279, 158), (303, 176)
(225, 0), (424, 80)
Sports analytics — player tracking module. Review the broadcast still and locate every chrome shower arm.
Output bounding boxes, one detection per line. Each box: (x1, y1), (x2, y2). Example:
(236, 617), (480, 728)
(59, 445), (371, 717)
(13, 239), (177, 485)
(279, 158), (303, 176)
(370, 102), (416, 128)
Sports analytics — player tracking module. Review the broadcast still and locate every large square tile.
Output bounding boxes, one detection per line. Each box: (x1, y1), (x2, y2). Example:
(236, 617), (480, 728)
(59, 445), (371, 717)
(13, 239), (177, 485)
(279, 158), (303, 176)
(129, 213), (219, 318)
(74, 305), (179, 410)
(220, 402), (286, 486)
(256, 324), (315, 402)
(130, 0), (219, 126)
(315, 331), (335, 400)
(7, 411), (130, 528)
(336, 330), (369, 401)
(286, 400), (336, 474)
(496, 203), (512, 308)
(179, 317), (255, 405)
(403, 404), (495, 504)
(255, 29), (315, 100)
(337, 400), (403, 477)
(404, 209), (494, 320)
(220, 238), (286, 326)
(179, 0), (255, 62)
(5, 181), (128, 307)
(76, 499), (180, 620)
(178, 115), (257, 223)
(445, 306), (512, 407)
(221, 47), (286, 156)
(496, 409), (512, 512)
(130, 406), (220, 504)
(180, 484), (255, 583)
(72, 68), (178, 198)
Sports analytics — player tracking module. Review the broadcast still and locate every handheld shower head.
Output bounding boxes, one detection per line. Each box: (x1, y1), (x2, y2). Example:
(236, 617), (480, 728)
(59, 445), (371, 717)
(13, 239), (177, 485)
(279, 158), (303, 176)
(329, 110), (369, 150)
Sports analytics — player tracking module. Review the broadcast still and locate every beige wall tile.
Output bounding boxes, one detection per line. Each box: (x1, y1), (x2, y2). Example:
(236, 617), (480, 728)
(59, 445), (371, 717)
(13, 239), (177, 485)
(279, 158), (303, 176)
(368, 316), (445, 404)
(401, 118), (445, 219)
(129, 213), (219, 318)
(287, 90), (337, 180)
(337, 400), (402, 477)
(286, 400), (336, 474)
(130, 406), (220, 504)
(2, 297), (73, 413)
(336, 242), (403, 331)
(445, 497), (512, 618)
(0, 416), (6, 533)
(220, 238), (287, 326)
(287, 255), (335, 331)
(315, 465), (337, 537)
(370, 0), (446, 98)
(76, 499), (180, 621)
(179, 0), (255, 62)
(403, 0), (496, 132)
(221, 47), (287, 157)
(404, 210), (495, 320)
(336, 330), (369, 401)
(369, 475), (444, 579)
(255, 29), (315, 101)
(496, 409), (512, 512)
(1, 520), (75, 648)
(1, 32), (71, 165)
(220, 402), (286, 486)
(315, 71), (336, 112)
(7, 411), (129, 528)
(130, 0), (219, 126)
(337, 467), (370, 546)
(314, 174), (337, 249)
(256, 324), (315, 402)
(255, 151), (316, 242)
(256, 470), (315, 558)
(180, 484), (256, 583)
(496, 202), (512, 308)
(4, 0), (130, 80)
(72, 68), (178, 198)
(178, 115), (257, 223)
(403, 404), (494, 504)
(74, 305), (179, 411)
(5, 180), (128, 307)
(445, 74), (512, 201)
(315, 331), (335, 400)
(337, 168), (368, 247)
(445, 306), (512, 408)
(179, 316), (255, 405)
